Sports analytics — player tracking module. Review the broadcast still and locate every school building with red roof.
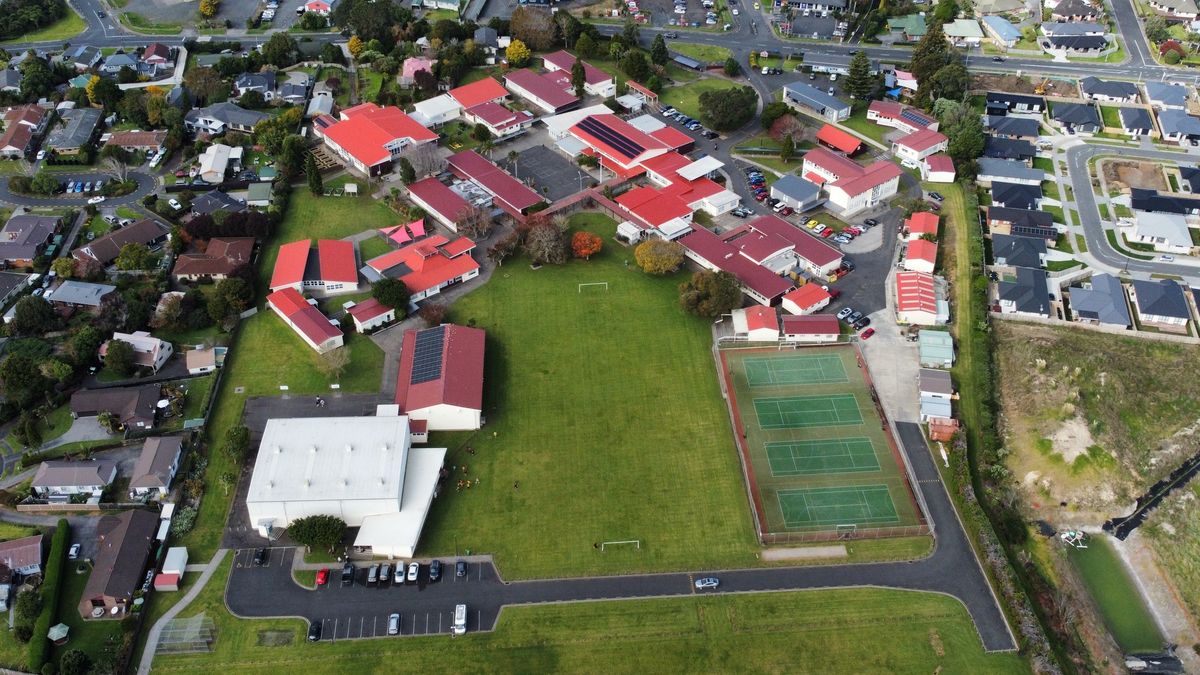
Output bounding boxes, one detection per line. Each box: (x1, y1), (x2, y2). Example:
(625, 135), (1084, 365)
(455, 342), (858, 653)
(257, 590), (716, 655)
(364, 234), (480, 302)
(395, 323), (486, 430)
(267, 287), (344, 354)
(269, 239), (360, 296)
(315, 103), (437, 176)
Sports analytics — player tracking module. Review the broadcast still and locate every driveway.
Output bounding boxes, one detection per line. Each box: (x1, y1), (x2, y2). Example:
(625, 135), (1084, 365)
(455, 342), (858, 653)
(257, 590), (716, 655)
(0, 171), (157, 208)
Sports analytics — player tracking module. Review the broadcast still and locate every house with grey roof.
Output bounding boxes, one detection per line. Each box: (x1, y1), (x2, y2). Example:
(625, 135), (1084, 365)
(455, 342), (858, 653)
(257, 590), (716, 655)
(234, 71), (277, 100)
(991, 234), (1046, 269)
(1129, 278), (1191, 330)
(0, 70), (20, 93)
(983, 136), (1035, 162)
(1051, 101), (1101, 134)
(992, 182), (1042, 210)
(1047, 34), (1109, 54)
(1079, 77), (1139, 103)
(1130, 211), (1194, 253)
(100, 52), (140, 75)
(1069, 274), (1130, 328)
(306, 92), (333, 119)
(1145, 81), (1190, 110)
(45, 108), (102, 155)
(66, 45), (101, 71)
(184, 102), (270, 136)
(1148, 0), (1198, 19)
(782, 81), (851, 122)
(918, 368), (954, 399)
(1041, 22), (1105, 36)
(129, 436), (183, 498)
(977, 158), (1045, 186)
(1119, 107), (1154, 137)
(1159, 109), (1200, 144)
(32, 460), (118, 497)
(1052, 0), (1101, 20)
(473, 26), (499, 50)
(985, 115), (1041, 140)
(190, 190), (246, 216)
(988, 207), (1056, 242)
(974, 0), (1026, 15)
(981, 16), (1021, 47)
(70, 384), (160, 429)
(0, 214), (58, 266)
(986, 91), (1045, 114)
(998, 267), (1051, 317)
(47, 280), (116, 308)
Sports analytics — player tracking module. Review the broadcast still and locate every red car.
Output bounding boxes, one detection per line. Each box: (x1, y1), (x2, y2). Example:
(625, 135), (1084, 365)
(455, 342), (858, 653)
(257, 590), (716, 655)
(754, 192), (768, 201)
(860, 328), (875, 340)
(820, 229), (834, 238)
(315, 568), (329, 586)
(780, 207), (795, 216)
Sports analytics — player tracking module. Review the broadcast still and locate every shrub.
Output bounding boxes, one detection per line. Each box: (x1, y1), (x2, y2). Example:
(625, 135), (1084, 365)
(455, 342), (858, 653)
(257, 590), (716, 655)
(28, 520), (68, 672)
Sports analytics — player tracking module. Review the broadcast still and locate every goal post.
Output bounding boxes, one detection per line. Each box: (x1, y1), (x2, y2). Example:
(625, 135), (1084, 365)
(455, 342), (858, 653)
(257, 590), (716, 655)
(578, 282), (609, 293)
(835, 524), (857, 539)
(599, 539), (640, 550)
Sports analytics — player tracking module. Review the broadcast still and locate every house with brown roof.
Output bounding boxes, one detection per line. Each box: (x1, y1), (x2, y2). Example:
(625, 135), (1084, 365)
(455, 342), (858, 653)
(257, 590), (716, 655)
(104, 130), (167, 153)
(70, 384), (160, 430)
(172, 237), (254, 281)
(0, 535), (44, 577)
(73, 218), (170, 267)
(129, 436), (183, 498)
(0, 106), (49, 159)
(78, 510), (157, 619)
(32, 460), (118, 497)
(0, 214), (59, 266)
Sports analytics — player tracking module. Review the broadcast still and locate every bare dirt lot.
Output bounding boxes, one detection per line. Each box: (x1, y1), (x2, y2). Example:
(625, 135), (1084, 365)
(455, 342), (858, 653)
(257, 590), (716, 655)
(1102, 159), (1169, 192)
(971, 74), (1075, 95)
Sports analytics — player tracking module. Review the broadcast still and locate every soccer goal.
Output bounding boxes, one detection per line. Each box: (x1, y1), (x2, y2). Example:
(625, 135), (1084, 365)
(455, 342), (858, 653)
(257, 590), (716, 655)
(835, 524), (858, 539)
(578, 282), (609, 293)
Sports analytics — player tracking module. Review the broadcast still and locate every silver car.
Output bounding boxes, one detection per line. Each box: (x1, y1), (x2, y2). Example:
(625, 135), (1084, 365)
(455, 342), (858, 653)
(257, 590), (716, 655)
(694, 577), (720, 590)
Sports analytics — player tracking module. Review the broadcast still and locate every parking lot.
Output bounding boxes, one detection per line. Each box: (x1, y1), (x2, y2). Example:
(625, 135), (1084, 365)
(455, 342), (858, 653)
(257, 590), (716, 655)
(641, 0), (723, 28)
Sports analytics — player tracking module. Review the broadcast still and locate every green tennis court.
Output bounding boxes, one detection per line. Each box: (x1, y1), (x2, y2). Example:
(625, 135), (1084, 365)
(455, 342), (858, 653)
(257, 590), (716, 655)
(766, 437), (880, 476)
(744, 353), (848, 387)
(778, 485), (900, 528)
(754, 394), (863, 429)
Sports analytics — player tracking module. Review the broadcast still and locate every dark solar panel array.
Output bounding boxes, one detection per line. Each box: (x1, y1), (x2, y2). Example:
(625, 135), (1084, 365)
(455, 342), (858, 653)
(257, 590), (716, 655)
(1008, 225), (1054, 240)
(900, 109), (931, 126)
(578, 116), (643, 160)
(410, 325), (446, 384)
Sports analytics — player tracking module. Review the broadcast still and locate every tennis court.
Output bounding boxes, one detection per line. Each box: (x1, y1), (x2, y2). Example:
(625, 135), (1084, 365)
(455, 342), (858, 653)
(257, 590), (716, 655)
(778, 485), (900, 528)
(754, 394), (863, 429)
(766, 437), (880, 476)
(744, 353), (848, 387)
(718, 345), (925, 539)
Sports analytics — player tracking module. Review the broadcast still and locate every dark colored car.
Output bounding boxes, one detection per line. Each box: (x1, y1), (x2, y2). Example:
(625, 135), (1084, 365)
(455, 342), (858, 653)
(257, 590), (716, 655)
(842, 258), (855, 271)
(853, 317), (871, 330)
(341, 562), (354, 585)
(308, 621), (322, 642)
(863, 218), (878, 227)
(928, 192), (945, 202)
(456, 560), (468, 577)
(253, 548), (266, 566)
(429, 559), (442, 582)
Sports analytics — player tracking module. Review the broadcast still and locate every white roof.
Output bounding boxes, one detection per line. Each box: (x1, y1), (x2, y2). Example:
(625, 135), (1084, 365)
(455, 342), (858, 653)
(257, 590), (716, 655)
(1134, 211), (1192, 249)
(542, 104), (612, 138)
(920, 396), (952, 419)
(246, 416), (413, 506)
(555, 135), (588, 156)
(411, 94), (461, 124)
(626, 114), (666, 133)
(678, 156), (724, 181)
(199, 143), (233, 176)
(616, 94), (644, 110)
(353, 446), (447, 558)
(163, 547), (188, 575)
(658, 217), (693, 240)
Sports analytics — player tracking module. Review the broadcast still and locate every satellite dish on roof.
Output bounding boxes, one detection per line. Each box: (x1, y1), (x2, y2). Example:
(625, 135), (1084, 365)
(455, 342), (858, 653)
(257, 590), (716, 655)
(156, 399), (169, 409)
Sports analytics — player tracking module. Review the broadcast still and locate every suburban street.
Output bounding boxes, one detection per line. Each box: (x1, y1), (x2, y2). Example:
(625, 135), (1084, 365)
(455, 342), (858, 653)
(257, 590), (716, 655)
(0, 170), (157, 208)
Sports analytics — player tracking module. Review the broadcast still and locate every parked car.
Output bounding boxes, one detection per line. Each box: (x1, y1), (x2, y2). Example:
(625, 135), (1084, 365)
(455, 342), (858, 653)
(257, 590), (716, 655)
(694, 577), (720, 590)
(812, 224), (827, 234)
(68, 544), (80, 560)
(853, 316), (871, 330)
(842, 258), (855, 271)
(860, 327), (875, 340)
(456, 560), (468, 577)
(805, 219), (820, 229)
(388, 613), (400, 636)
(341, 562), (354, 585)
(407, 562), (420, 583)
(308, 621), (322, 642)
(169, 198), (183, 210)
(661, 106), (676, 116)
(315, 568), (329, 586)
(754, 192), (768, 201)
(380, 562), (392, 584)
(86, 196), (106, 205)
(820, 229), (835, 238)
(847, 311), (863, 324)
(928, 192), (944, 202)
(253, 548), (267, 566)
(429, 559), (442, 582)
(779, 206), (794, 216)
(863, 218), (878, 227)
(833, 234), (851, 244)
(836, 307), (854, 320)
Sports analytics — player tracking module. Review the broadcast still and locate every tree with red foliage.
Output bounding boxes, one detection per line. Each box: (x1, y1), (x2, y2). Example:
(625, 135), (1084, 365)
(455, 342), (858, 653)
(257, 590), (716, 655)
(768, 114), (804, 143)
(571, 231), (602, 260)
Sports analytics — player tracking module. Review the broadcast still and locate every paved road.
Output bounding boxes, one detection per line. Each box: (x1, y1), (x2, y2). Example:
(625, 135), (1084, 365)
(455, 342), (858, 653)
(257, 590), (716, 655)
(0, 171), (156, 208)
(225, 422), (1015, 651)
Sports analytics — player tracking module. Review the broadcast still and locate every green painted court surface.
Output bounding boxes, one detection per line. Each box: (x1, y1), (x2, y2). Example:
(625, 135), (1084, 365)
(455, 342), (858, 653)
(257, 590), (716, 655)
(744, 354), (848, 386)
(766, 438), (880, 475)
(778, 486), (900, 528)
(754, 394), (863, 429)
(721, 346), (923, 536)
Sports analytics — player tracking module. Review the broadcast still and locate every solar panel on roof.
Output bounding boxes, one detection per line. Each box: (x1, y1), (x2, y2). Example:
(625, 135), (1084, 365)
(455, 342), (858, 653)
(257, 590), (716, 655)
(578, 116), (643, 161)
(410, 325), (446, 384)
(900, 109), (931, 125)
(1009, 225), (1053, 240)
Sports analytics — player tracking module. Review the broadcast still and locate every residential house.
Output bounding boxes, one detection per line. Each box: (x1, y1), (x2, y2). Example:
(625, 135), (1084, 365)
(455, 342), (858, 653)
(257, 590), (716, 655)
(0, 70), (20, 93)
(977, 158), (1046, 186)
(991, 233), (1047, 268)
(983, 137), (1035, 163)
(70, 384), (160, 429)
(303, 0), (338, 14)
(100, 331), (174, 373)
(1079, 77), (1139, 103)
(66, 45), (101, 71)
(45, 108), (102, 155)
(781, 283), (832, 316)
(234, 71), (276, 101)
(731, 306), (780, 341)
(73, 218), (170, 266)
(1119, 107), (1154, 137)
(998, 267), (1051, 317)
(987, 207), (1057, 243)
(992, 181), (1043, 210)
(1068, 274), (1131, 328)
(128, 436), (183, 498)
(895, 271), (950, 325)
(1158, 109), (1200, 145)
(984, 116), (1040, 140)
(1145, 81), (1190, 110)
(197, 143), (239, 183)
(981, 16), (1022, 48)
(1181, 166), (1200, 193)
(306, 92), (333, 119)
(104, 130), (166, 153)
(0, 535), (43, 582)
(866, 100), (937, 134)
(782, 82), (851, 123)
(0, 272), (31, 309)
(399, 56), (435, 87)
(802, 53), (875, 76)
(919, 368), (955, 400)
(1041, 22), (1106, 36)
(141, 43), (172, 70)
(246, 182), (272, 207)
(185, 345), (224, 374)
(47, 280), (115, 310)
(184, 102), (270, 136)
(1130, 211), (1194, 253)
(347, 298), (396, 332)
(190, 191), (246, 216)
(904, 211), (939, 240)
(0, 105), (49, 159)
(892, 128), (948, 165)
(1131, 187), (1200, 214)
(887, 14), (927, 42)
(279, 74), (309, 104)
(986, 92), (1045, 114)
(32, 460), (117, 498)
(1129, 278), (1191, 330)
(268, 287), (344, 353)
(77, 510), (157, 619)
(1051, 0), (1101, 21)
(975, 0), (1025, 15)
(918, 329), (955, 367)
(922, 154), (956, 183)
(769, 175), (823, 211)
(943, 19), (984, 46)
(1148, 0), (1198, 19)
(100, 52), (140, 76)
(314, 103), (438, 176)
(0, 214), (58, 266)
(1047, 34), (1109, 55)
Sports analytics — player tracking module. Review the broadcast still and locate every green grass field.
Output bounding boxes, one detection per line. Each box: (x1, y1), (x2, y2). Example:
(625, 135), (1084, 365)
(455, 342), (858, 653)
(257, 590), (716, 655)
(1068, 537), (1163, 652)
(118, 12), (183, 34)
(721, 347), (922, 536)
(357, 235), (393, 262)
(659, 79), (743, 120)
(1, 9), (85, 44)
(669, 42), (732, 63)
(841, 111), (890, 146)
(51, 562), (126, 667)
(152, 559), (1025, 675)
(414, 213), (757, 578)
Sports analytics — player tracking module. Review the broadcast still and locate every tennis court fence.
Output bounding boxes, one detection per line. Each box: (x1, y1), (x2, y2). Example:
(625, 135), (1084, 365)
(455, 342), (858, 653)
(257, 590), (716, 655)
(761, 524), (932, 545)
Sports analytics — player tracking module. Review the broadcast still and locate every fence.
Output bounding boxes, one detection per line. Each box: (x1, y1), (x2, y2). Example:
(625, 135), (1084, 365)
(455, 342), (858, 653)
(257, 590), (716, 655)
(17, 501), (145, 513)
(991, 310), (1200, 345)
(762, 524), (933, 545)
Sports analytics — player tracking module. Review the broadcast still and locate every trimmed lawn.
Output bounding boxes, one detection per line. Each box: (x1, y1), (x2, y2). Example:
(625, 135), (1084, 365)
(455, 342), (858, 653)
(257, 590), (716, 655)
(841, 111), (890, 146)
(6, 404), (72, 451)
(417, 212), (757, 578)
(670, 42), (732, 63)
(356, 234), (393, 262)
(180, 374), (217, 421)
(1099, 105), (1121, 129)
(154, 560), (1025, 674)
(1032, 157), (1053, 173)
(119, 12), (183, 34)
(0, 9), (85, 44)
(659, 79), (742, 120)
(50, 562), (127, 667)
(0, 523), (36, 541)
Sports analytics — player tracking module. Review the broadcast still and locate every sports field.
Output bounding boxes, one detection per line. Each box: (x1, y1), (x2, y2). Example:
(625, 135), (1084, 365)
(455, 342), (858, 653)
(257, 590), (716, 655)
(720, 346), (924, 538)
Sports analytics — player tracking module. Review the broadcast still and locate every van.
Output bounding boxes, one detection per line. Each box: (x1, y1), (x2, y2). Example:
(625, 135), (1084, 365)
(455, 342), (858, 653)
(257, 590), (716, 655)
(367, 564), (379, 585)
(452, 604), (467, 636)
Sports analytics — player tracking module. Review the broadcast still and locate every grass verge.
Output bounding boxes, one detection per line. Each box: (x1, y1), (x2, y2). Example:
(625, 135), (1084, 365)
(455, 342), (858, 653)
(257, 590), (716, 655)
(0, 9), (85, 44)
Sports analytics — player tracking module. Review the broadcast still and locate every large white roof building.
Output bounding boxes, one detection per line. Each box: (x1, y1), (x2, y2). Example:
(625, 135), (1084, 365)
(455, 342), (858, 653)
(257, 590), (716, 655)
(245, 407), (447, 559)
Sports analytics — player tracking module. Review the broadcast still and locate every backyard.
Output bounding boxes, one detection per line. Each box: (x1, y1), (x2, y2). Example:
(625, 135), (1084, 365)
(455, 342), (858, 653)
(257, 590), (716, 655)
(840, 111), (890, 146)
(658, 79), (739, 120)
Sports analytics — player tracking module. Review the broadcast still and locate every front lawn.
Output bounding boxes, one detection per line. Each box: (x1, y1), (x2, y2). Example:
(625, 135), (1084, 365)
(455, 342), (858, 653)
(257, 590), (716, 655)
(416, 212), (757, 578)
(118, 12), (183, 34)
(669, 42), (732, 63)
(5, 404), (72, 451)
(659, 79), (743, 120)
(841, 111), (890, 146)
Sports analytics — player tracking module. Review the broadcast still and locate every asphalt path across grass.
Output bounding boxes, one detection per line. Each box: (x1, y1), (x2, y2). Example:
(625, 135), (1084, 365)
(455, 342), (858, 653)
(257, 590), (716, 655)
(225, 422), (1015, 651)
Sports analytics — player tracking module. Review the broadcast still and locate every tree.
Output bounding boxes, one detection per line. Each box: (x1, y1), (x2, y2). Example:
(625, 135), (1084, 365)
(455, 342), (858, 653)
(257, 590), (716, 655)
(1165, 49), (1183, 64)
(724, 56), (741, 77)
(223, 425), (251, 462)
(239, 89), (265, 109)
(780, 134), (795, 163)
(29, 171), (58, 196)
(454, 207), (493, 239)
(104, 339), (135, 377)
(50, 257), (74, 279)
(199, 0), (219, 18)
(0, 354), (50, 409)
(418, 303), (447, 325)
(373, 278), (410, 309)
(845, 50), (876, 101)
(471, 123), (492, 143)
(634, 239), (684, 274)
(398, 157), (416, 184)
(487, 232), (519, 266)
(760, 101), (791, 130)
(13, 588), (41, 625)
(510, 6), (558, 51)
(10, 297), (57, 337)
(679, 270), (741, 318)
(317, 348), (350, 379)
(115, 242), (153, 270)
(570, 58), (586, 97)
(84, 75), (101, 105)
(522, 222), (568, 264)
(575, 32), (596, 59)
(699, 85), (757, 131)
(505, 38), (532, 67)
(932, 0), (959, 24)
(69, 326), (104, 368)
(261, 32), (298, 67)
(287, 514), (346, 552)
(38, 359), (71, 383)
(183, 67), (225, 104)
(58, 649), (89, 675)
(1145, 15), (1170, 43)
(621, 50), (650, 82)
(347, 35), (364, 58)
(909, 20), (950, 85)
(942, 108), (985, 165)
(926, 63), (968, 103)
(651, 34), (669, 66)
(571, 231), (602, 260)
(305, 153), (323, 195)
(622, 19), (639, 46)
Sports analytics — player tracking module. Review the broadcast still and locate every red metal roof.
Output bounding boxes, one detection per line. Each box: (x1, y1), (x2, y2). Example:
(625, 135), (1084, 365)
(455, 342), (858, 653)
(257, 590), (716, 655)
(896, 271), (939, 313)
(782, 283), (832, 313)
(568, 113), (666, 168)
(742, 305), (779, 332)
(439, 237), (475, 257)
(648, 126), (693, 150)
(781, 315), (840, 335)
(448, 77), (509, 109)
(678, 225), (793, 302)
(802, 146), (864, 180)
(905, 211), (940, 235)
(268, 286), (310, 314)
(803, 171), (826, 185)
(395, 324), (486, 413)
(626, 80), (657, 99)
(270, 239), (310, 291)
(829, 160), (903, 198)
(640, 151), (692, 177)
(747, 215), (841, 268)
(908, 238), (938, 263)
(407, 177), (472, 224)
(503, 69), (579, 111)
(322, 104), (436, 167)
(722, 226), (792, 264)
(317, 239), (357, 284)
(816, 124), (862, 154)
(466, 101), (521, 130)
(347, 297), (392, 322)
(895, 128), (947, 153)
(925, 154), (955, 173)
(269, 288), (342, 345)
(368, 235), (480, 296)
(447, 150), (542, 212)
(542, 50), (611, 85)
(616, 186), (692, 227)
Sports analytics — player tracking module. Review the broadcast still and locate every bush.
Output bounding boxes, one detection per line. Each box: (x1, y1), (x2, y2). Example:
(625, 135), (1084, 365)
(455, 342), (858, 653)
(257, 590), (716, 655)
(170, 506), (197, 536)
(28, 519), (68, 672)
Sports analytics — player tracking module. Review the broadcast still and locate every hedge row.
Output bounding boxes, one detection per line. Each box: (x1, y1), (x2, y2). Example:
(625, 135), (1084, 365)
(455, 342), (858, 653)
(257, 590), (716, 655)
(29, 519), (69, 672)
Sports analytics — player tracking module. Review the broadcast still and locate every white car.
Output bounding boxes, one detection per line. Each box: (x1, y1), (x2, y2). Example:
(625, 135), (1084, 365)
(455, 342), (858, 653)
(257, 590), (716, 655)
(68, 543), (80, 559)
(1159, 254), (1175, 262)
(169, 198), (183, 210)
(694, 577), (720, 590)
(86, 196), (106, 205)
(407, 562), (419, 583)
(35, 150), (45, 160)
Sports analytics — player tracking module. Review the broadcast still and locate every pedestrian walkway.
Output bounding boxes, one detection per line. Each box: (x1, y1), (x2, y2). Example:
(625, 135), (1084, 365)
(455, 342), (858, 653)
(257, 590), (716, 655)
(137, 549), (229, 675)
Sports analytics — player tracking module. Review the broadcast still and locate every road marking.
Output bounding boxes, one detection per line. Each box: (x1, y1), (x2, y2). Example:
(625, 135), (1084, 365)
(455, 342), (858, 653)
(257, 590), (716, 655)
(372, 615), (377, 637)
